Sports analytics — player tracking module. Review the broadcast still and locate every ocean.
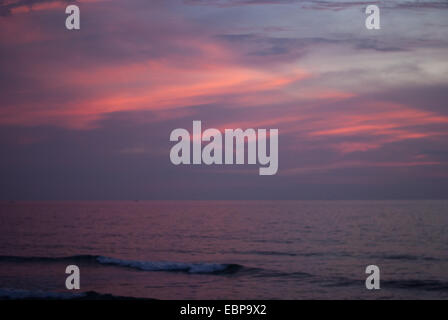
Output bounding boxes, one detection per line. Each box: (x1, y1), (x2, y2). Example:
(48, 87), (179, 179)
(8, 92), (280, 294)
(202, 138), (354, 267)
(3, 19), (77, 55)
(0, 200), (447, 300)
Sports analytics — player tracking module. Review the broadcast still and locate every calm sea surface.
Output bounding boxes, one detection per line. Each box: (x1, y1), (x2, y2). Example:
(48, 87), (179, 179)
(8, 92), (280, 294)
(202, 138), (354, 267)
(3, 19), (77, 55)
(0, 200), (447, 299)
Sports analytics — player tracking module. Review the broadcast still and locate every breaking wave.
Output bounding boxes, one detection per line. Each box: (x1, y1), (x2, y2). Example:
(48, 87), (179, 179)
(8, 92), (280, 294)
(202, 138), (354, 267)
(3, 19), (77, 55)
(0, 255), (243, 274)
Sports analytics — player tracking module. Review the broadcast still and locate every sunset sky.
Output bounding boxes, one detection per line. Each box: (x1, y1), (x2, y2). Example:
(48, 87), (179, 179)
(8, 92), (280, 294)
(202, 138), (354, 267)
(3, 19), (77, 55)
(1, 0), (448, 199)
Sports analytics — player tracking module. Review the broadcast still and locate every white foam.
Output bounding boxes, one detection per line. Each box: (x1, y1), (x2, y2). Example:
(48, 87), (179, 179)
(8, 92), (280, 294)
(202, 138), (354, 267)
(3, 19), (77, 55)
(96, 256), (229, 273)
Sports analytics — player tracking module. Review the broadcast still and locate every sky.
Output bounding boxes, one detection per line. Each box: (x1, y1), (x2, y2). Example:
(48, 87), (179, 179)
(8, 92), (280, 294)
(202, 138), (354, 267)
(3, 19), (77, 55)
(0, 0), (448, 200)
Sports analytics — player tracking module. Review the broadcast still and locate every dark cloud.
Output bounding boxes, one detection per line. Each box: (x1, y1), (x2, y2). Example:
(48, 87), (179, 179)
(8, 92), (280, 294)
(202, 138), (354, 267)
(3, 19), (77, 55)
(215, 34), (415, 61)
(0, 0), (73, 16)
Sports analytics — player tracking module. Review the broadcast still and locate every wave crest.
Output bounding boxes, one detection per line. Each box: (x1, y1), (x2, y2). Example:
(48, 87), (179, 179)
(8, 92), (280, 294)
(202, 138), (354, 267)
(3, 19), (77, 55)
(0, 255), (243, 274)
(95, 256), (241, 274)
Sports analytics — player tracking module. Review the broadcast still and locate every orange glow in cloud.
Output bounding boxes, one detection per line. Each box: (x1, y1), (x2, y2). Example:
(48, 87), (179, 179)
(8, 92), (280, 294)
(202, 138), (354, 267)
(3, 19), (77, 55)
(0, 4), (357, 130)
(0, 34), (310, 128)
(1, 0), (447, 166)
(10, 1), (64, 15)
(10, 5), (30, 14)
(79, 66), (307, 112)
(299, 101), (448, 153)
